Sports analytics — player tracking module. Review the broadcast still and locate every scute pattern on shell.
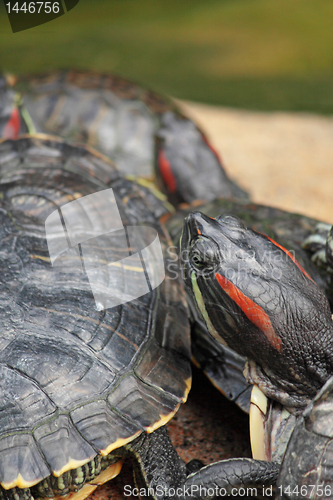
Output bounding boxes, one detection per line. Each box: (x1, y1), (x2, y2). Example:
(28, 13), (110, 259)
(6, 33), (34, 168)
(0, 136), (191, 488)
(16, 71), (179, 177)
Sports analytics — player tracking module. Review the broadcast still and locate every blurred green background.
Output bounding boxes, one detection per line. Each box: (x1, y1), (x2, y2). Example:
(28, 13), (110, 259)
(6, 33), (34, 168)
(1, 0), (333, 113)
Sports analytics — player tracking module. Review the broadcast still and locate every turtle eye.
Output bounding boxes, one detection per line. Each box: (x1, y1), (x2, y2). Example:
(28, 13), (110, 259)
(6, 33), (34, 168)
(190, 236), (220, 271)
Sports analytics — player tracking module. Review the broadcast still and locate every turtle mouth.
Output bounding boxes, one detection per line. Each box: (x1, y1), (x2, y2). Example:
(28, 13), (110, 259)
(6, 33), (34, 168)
(180, 213), (201, 255)
(249, 385), (297, 464)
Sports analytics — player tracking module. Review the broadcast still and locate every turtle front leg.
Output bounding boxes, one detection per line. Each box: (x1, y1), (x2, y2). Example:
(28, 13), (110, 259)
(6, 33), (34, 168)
(125, 426), (187, 499)
(126, 429), (279, 500)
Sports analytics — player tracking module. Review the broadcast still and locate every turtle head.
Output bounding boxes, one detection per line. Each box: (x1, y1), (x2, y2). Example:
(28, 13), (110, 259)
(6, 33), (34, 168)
(181, 211), (333, 462)
(155, 113), (247, 205)
(181, 211), (333, 407)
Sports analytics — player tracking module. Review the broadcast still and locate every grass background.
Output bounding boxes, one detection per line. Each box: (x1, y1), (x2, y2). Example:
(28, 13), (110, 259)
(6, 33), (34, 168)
(1, 0), (333, 113)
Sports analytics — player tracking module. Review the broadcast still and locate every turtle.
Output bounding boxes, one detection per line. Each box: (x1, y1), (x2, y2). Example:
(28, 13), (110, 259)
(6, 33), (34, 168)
(6, 70), (333, 496)
(1, 70), (255, 414)
(0, 134), (193, 500)
(10, 70), (247, 208)
(10, 69), (333, 416)
(164, 196), (333, 415)
(0, 72), (258, 482)
(178, 211), (333, 495)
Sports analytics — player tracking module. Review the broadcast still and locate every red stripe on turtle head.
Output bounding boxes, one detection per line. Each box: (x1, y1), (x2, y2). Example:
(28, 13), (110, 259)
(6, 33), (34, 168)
(158, 149), (177, 194)
(3, 107), (21, 139)
(264, 234), (314, 282)
(215, 273), (282, 351)
(201, 134), (223, 166)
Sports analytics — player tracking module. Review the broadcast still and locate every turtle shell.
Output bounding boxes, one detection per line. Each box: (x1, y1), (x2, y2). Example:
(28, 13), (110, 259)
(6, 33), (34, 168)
(0, 135), (191, 490)
(13, 70), (248, 206)
(277, 376), (333, 499)
(14, 71), (180, 178)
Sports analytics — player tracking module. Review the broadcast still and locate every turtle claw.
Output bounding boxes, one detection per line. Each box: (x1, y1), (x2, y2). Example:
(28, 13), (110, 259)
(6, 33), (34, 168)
(186, 460), (205, 476)
(302, 222), (333, 269)
(301, 222), (331, 251)
(310, 248), (330, 268)
(325, 226), (333, 268)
